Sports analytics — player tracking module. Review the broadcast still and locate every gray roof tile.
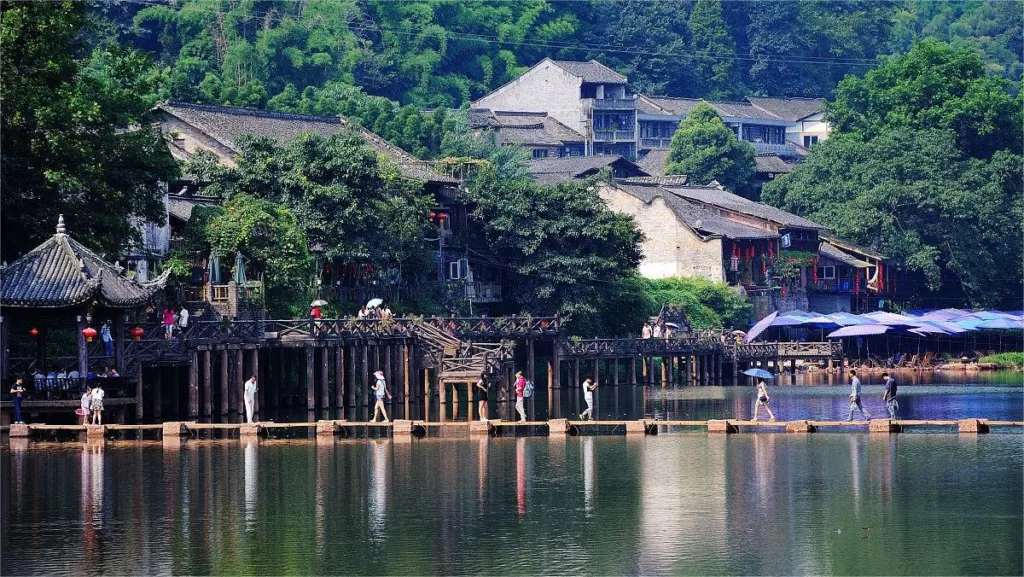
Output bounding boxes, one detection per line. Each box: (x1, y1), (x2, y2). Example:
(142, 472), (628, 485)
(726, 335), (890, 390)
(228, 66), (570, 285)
(1, 218), (169, 308)
(528, 155), (648, 183)
(550, 59), (627, 84)
(746, 97), (824, 121)
(754, 154), (794, 174)
(612, 183), (777, 240)
(663, 184), (828, 230)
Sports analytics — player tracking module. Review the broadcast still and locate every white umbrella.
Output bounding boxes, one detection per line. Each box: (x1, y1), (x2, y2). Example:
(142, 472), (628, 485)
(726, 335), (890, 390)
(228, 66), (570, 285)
(366, 298), (383, 309)
(310, 299), (328, 307)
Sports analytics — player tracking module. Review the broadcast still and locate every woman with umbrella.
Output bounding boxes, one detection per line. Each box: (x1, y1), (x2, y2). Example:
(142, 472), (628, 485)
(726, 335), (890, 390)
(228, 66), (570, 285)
(744, 368), (776, 422)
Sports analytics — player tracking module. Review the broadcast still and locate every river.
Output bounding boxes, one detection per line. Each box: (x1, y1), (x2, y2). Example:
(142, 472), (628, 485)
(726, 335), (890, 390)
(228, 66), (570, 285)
(2, 374), (1021, 576)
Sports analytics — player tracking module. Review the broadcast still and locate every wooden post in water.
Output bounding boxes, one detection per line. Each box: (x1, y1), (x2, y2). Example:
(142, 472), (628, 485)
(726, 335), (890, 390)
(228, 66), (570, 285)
(135, 367), (144, 421)
(630, 357), (637, 385)
(319, 346), (329, 417)
(422, 368), (430, 421)
(188, 350), (199, 419)
(551, 343), (561, 389)
(219, 348), (229, 418)
(361, 345), (369, 415)
(235, 348), (244, 418)
(202, 350), (212, 418)
(252, 348), (261, 418)
(347, 346), (357, 415)
(335, 346), (345, 417)
(152, 367), (162, 421)
(114, 315), (125, 374)
(612, 358), (619, 387)
(573, 360), (580, 389)
(592, 359), (599, 386)
(305, 345), (315, 411)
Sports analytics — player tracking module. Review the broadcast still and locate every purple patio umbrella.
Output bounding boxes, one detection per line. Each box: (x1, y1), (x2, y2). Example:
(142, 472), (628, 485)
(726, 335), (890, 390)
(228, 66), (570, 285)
(827, 324), (891, 338)
(744, 312), (777, 343)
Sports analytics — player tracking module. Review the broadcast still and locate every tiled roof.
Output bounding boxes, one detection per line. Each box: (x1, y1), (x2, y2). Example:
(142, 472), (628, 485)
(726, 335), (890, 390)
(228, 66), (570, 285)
(158, 102), (457, 184)
(664, 184), (828, 231)
(471, 109), (584, 147)
(528, 155), (647, 184)
(746, 97), (824, 121)
(642, 96), (793, 123)
(821, 234), (887, 260)
(620, 175), (689, 186)
(1, 217), (169, 308)
(635, 149), (671, 176)
(819, 241), (869, 268)
(613, 183), (777, 240)
(166, 195), (222, 223)
(643, 97), (703, 117)
(754, 154), (794, 174)
(550, 59), (627, 83)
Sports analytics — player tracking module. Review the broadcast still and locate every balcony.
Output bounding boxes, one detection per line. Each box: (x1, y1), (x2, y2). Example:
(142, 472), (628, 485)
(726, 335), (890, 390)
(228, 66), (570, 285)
(465, 282), (502, 303)
(593, 129), (635, 142)
(751, 142), (797, 155)
(811, 278), (853, 293)
(584, 97), (637, 110)
(641, 137), (673, 149)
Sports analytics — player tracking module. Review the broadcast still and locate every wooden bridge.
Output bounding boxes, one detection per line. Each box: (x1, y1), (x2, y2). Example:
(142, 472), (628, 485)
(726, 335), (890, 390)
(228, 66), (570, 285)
(2, 316), (850, 427)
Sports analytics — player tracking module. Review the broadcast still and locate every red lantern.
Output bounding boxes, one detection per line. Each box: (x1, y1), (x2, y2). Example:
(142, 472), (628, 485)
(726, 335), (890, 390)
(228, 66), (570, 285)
(82, 327), (98, 342)
(429, 211), (436, 220)
(439, 212), (447, 220)
(131, 327), (145, 341)
(29, 328), (38, 337)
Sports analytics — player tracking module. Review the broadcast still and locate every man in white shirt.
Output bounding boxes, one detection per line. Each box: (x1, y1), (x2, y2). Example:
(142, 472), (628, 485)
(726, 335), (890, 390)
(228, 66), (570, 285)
(178, 307), (190, 330)
(579, 376), (598, 421)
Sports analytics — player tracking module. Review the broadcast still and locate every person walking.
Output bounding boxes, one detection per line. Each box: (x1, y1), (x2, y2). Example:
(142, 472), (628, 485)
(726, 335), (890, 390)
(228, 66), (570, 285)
(163, 307), (175, 339)
(579, 376), (598, 421)
(752, 379), (776, 422)
(100, 321), (114, 357)
(79, 387), (92, 425)
(178, 306), (190, 332)
(370, 371), (392, 422)
(90, 383), (105, 425)
(243, 374), (258, 423)
(9, 377), (25, 425)
(847, 369), (871, 421)
(881, 371), (898, 420)
(475, 373), (490, 421)
(514, 371), (527, 423)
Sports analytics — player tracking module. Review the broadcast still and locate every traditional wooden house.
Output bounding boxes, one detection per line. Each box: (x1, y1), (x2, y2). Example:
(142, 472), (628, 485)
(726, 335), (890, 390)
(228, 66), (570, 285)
(812, 235), (896, 313)
(0, 216), (169, 424)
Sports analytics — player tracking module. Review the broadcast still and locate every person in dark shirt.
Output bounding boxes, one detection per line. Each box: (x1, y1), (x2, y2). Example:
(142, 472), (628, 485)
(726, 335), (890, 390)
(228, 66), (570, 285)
(881, 371), (898, 420)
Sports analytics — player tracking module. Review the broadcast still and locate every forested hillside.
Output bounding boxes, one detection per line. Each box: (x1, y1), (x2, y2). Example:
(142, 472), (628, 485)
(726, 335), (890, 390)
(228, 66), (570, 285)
(120, 0), (1022, 109)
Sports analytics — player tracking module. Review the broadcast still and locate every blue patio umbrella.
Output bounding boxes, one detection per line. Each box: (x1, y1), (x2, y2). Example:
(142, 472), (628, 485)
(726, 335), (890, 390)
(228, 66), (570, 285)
(743, 368), (775, 380)
(744, 312), (777, 343)
(976, 318), (1024, 330)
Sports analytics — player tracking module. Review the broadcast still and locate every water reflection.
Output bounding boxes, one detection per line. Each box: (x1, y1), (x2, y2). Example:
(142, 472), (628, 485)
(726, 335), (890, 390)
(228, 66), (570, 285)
(582, 436), (595, 515)
(516, 438), (526, 518)
(369, 441), (388, 542)
(244, 438), (257, 531)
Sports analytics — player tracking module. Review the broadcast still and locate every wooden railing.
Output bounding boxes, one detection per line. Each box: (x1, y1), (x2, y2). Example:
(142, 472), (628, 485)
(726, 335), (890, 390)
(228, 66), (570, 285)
(560, 336), (721, 358)
(1, 377), (136, 401)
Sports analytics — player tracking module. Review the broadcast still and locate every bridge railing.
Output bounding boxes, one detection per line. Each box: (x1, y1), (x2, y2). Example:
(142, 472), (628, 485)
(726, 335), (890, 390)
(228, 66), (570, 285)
(560, 337), (720, 358)
(2, 377), (136, 401)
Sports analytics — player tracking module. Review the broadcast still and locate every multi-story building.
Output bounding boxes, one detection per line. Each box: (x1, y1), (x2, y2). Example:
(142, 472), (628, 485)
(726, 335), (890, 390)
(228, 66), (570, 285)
(473, 58), (638, 159)
(471, 57), (830, 166)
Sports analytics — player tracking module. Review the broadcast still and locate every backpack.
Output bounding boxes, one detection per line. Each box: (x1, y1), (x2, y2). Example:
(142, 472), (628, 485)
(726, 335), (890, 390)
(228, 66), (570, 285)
(523, 380), (534, 398)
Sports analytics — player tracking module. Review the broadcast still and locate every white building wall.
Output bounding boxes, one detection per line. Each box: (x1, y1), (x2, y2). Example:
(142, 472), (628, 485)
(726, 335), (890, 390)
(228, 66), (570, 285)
(473, 60), (586, 137)
(598, 184), (725, 281)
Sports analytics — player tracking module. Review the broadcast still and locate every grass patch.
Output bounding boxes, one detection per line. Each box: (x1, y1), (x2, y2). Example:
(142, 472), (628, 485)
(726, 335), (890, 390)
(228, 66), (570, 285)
(979, 352), (1024, 370)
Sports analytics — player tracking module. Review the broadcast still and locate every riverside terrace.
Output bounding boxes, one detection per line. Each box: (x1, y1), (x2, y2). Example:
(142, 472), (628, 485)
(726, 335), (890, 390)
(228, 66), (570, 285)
(0, 314), (845, 427)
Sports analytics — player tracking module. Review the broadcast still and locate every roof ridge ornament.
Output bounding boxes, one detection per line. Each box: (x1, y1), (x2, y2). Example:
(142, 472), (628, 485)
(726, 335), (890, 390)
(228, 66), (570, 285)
(56, 214), (66, 235)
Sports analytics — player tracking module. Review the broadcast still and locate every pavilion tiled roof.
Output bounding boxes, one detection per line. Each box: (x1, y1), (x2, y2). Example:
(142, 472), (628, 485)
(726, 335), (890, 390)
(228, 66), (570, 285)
(1, 216), (169, 308)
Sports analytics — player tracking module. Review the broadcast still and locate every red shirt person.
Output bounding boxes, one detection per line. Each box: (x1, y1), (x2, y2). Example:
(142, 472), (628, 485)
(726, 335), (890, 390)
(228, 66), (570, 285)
(513, 371), (527, 422)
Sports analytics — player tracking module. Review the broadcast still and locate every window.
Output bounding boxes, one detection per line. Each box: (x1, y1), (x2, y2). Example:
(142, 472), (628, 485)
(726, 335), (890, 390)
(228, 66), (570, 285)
(448, 260), (462, 280)
(816, 265), (836, 279)
(532, 148), (549, 159)
(803, 135), (819, 147)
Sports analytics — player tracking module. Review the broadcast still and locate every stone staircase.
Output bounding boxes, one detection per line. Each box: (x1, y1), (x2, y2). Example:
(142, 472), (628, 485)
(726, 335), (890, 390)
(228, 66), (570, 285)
(413, 321), (513, 383)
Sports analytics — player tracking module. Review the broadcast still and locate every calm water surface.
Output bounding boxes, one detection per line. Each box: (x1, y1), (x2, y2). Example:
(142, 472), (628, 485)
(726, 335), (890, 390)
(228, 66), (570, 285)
(2, 376), (1022, 576)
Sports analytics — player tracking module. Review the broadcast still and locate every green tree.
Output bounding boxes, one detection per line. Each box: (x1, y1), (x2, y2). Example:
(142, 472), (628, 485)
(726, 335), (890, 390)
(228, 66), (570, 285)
(467, 168), (643, 327)
(827, 39), (1023, 158)
(0, 1), (178, 260)
(688, 0), (742, 98)
(185, 196), (313, 317)
(762, 130), (1023, 308)
(643, 277), (752, 329)
(184, 131), (434, 274)
(665, 102), (755, 194)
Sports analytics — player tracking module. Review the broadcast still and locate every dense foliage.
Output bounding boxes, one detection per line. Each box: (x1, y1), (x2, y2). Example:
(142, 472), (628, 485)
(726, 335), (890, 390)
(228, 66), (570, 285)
(0, 1), (178, 260)
(467, 168), (643, 329)
(665, 102), (756, 193)
(763, 41), (1023, 309)
(126, 0), (1022, 108)
(642, 277), (753, 330)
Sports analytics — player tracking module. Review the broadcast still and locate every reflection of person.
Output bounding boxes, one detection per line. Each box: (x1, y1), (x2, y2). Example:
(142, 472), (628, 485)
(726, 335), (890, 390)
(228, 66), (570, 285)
(881, 371), (898, 419)
(514, 371), (527, 423)
(371, 371), (391, 422)
(475, 373), (489, 421)
(9, 378), (25, 424)
(847, 369), (871, 421)
(752, 380), (776, 422)
(243, 375), (258, 423)
(579, 376), (597, 421)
